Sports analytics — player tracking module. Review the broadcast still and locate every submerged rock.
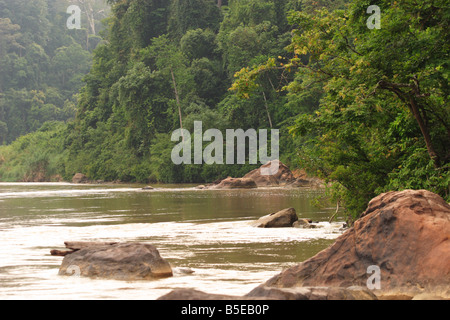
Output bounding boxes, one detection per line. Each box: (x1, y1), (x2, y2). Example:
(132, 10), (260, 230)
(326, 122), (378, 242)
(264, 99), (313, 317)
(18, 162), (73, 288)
(292, 218), (313, 228)
(157, 286), (377, 300)
(254, 208), (299, 228)
(58, 242), (173, 281)
(173, 267), (195, 275)
(262, 190), (450, 299)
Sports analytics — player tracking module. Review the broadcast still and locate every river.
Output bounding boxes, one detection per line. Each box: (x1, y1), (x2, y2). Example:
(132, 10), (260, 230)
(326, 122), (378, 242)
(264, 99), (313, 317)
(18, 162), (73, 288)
(0, 182), (344, 300)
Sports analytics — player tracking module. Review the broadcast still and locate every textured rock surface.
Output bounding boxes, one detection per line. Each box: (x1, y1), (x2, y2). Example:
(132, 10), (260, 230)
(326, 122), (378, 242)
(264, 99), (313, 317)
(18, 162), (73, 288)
(211, 177), (257, 189)
(242, 160), (295, 187)
(262, 190), (450, 298)
(157, 286), (377, 300)
(58, 242), (173, 280)
(157, 289), (265, 300)
(245, 286), (378, 300)
(253, 208), (299, 228)
(292, 218), (313, 228)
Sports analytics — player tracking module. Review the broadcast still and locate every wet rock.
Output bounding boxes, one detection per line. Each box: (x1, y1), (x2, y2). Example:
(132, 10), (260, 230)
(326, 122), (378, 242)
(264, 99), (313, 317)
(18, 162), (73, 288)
(51, 241), (119, 257)
(262, 190), (450, 299)
(58, 242), (173, 281)
(288, 177), (325, 188)
(72, 173), (89, 184)
(245, 286), (378, 300)
(157, 286), (377, 300)
(242, 160), (295, 187)
(195, 185), (206, 190)
(203, 161), (324, 189)
(211, 177), (257, 189)
(254, 208), (298, 228)
(173, 267), (195, 275)
(157, 289), (270, 300)
(292, 218), (313, 228)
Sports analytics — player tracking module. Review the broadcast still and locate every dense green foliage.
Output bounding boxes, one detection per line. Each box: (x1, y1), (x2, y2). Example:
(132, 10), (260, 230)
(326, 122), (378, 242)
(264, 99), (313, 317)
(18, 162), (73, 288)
(0, 121), (67, 181)
(233, 0), (449, 219)
(56, 0), (312, 184)
(0, 0), (109, 143)
(1, 0), (448, 221)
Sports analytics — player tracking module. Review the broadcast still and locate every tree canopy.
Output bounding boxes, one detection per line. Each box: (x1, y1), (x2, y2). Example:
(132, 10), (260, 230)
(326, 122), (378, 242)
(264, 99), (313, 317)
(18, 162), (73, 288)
(1, 0), (448, 221)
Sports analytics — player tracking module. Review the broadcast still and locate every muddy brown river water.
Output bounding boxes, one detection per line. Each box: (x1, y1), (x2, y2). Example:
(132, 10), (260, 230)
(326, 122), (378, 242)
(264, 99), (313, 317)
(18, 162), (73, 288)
(0, 183), (344, 299)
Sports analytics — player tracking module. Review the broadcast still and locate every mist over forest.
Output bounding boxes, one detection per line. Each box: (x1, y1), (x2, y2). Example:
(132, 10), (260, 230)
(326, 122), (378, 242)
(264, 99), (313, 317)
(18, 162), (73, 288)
(0, 0), (448, 220)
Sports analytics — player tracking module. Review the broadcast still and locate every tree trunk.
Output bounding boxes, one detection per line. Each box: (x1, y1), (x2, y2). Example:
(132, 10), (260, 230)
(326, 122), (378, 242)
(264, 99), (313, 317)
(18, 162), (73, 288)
(217, 0), (222, 8)
(86, 0), (96, 35)
(262, 91), (273, 129)
(377, 80), (441, 168)
(408, 97), (440, 167)
(171, 68), (184, 140)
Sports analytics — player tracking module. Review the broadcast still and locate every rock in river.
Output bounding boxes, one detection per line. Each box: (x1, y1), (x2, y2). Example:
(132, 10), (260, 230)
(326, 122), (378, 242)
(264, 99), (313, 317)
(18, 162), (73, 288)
(157, 286), (377, 300)
(292, 218), (318, 229)
(261, 190), (450, 299)
(211, 177), (257, 189)
(253, 208), (299, 228)
(57, 242), (173, 281)
(245, 285), (377, 300)
(157, 289), (260, 300)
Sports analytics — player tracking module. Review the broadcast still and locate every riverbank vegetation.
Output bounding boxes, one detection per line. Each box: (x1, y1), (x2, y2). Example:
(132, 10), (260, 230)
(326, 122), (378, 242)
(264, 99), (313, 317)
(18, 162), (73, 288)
(0, 0), (448, 220)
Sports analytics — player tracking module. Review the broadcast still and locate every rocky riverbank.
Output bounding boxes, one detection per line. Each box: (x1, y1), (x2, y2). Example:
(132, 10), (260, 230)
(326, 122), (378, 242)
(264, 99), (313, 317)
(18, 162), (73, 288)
(196, 160), (325, 190)
(159, 189), (450, 300)
(52, 242), (173, 281)
(57, 172), (450, 299)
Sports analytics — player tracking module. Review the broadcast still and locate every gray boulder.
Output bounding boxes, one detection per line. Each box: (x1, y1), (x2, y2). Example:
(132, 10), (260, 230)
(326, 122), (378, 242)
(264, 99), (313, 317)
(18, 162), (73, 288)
(157, 286), (377, 300)
(254, 208), (299, 228)
(242, 160), (295, 187)
(58, 242), (173, 280)
(292, 218), (313, 228)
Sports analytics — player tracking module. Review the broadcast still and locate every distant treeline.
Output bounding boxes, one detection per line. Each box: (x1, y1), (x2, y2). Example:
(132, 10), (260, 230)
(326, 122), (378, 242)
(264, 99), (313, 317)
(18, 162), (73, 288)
(0, 0), (110, 144)
(0, 0), (448, 221)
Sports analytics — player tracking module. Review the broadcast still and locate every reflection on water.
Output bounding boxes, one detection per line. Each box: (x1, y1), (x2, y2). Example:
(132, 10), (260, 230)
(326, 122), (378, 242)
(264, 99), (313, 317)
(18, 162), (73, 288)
(0, 183), (344, 300)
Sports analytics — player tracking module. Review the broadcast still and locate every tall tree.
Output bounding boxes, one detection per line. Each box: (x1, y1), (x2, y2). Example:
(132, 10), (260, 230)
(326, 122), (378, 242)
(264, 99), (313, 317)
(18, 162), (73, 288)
(168, 0), (221, 39)
(231, 0), (449, 219)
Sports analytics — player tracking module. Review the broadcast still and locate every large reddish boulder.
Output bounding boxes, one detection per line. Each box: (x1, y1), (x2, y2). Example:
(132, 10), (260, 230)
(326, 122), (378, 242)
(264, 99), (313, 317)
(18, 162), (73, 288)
(261, 190), (450, 299)
(158, 286), (377, 300)
(242, 160), (295, 187)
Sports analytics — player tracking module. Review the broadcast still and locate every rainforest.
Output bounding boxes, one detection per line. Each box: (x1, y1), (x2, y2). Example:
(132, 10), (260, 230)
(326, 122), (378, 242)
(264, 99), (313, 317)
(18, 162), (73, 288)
(0, 0), (448, 220)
